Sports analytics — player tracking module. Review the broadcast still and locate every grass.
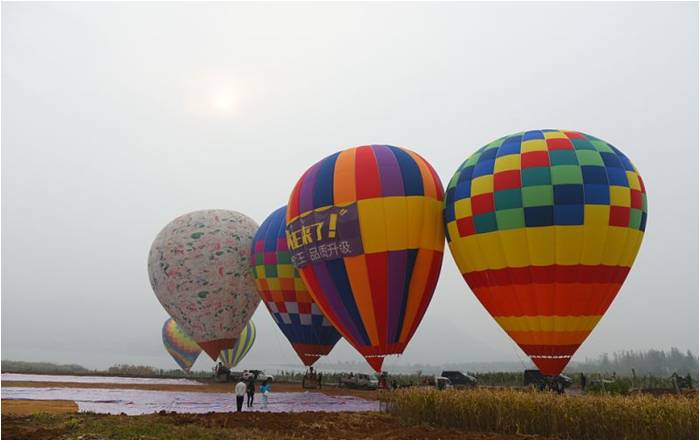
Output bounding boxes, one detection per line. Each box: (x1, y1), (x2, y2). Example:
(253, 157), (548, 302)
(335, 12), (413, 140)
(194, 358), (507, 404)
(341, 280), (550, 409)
(382, 388), (698, 439)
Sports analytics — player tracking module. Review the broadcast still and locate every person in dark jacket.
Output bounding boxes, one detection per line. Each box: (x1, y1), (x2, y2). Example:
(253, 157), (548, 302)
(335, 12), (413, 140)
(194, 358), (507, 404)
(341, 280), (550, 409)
(246, 378), (255, 407)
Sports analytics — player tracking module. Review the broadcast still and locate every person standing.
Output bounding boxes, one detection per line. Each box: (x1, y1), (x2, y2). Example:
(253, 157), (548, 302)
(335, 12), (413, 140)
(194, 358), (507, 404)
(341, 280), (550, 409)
(234, 380), (247, 412)
(260, 380), (270, 409)
(246, 378), (255, 408)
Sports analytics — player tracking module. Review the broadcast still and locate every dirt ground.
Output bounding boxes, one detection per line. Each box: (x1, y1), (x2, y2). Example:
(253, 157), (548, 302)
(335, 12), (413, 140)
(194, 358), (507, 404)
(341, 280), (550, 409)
(1, 409), (542, 439)
(1, 379), (380, 399)
(2, 400), (78, 415)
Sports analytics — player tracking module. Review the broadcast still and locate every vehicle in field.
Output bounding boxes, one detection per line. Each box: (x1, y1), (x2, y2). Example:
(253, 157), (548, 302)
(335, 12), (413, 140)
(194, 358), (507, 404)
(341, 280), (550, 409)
(338, 373), (379, 390)
(435, 376), (453, 390)
(524, 369), (572, 392)
(441, 370), (478, 388)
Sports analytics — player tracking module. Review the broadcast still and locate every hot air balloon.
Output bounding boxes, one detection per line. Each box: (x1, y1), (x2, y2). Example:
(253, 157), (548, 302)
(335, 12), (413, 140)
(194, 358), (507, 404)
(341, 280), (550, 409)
(286, 145), (445, 372)
(162, 317), (201, 373)
(219, 321), (256, 368)
(444, 130), (647, 376)
(251, 206), (342, 366)
(148, 210), (261, 360)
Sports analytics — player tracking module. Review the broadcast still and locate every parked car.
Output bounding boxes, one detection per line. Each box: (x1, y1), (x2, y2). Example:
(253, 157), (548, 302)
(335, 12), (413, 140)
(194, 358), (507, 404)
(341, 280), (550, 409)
(523, 369), (572, 391)
(339, 373), (379, 390)
(441, 370), (478, 387)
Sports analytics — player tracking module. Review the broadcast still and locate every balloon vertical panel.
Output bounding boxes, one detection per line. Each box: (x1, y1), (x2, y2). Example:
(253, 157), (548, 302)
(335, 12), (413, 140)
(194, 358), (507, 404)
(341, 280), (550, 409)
(162, 318), (201, 373)
(287, 145), (445, 372)
(219, 321), (256, 368)
(443, 130), (647, 375)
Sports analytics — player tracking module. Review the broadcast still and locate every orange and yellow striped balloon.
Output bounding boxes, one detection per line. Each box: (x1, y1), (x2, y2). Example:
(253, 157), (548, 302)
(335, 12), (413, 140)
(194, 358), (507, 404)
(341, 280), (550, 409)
(444, 130), (647, 376)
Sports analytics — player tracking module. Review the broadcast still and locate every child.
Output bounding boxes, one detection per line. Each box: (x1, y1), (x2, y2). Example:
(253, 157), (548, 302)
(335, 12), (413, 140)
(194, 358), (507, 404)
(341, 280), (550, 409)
(260, 380), (270, 409)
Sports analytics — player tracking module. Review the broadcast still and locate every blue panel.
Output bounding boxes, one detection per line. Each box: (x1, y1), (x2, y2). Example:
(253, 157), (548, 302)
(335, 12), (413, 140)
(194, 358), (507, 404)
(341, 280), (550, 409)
(606, 167), (629, 186)
(554, 204), (584, 225)
(523, 130), (544, 140)
(600, 152), (622, 168)
(554, 184), (584, 205)
(524, 206), (554, 227)
(324, 259), (371, 346)
(313, 152), (339, 208)
(584, 184), (610, 205)
(581, 166), (608, 185)
(473, 159), (495, 177)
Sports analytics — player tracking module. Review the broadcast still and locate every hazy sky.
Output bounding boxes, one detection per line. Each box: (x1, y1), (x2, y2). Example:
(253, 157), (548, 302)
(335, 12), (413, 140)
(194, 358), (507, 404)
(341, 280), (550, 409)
(2, 2), (698, 372)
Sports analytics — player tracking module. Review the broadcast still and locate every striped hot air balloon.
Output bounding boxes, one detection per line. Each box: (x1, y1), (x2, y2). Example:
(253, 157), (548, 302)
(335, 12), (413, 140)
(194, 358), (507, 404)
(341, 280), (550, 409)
(444, 130), (647, 376)
(251, 206), (342, 366)
(286, 145), (445, 372)
(219, 321), (256, 368)
(162, 318), (201, 373)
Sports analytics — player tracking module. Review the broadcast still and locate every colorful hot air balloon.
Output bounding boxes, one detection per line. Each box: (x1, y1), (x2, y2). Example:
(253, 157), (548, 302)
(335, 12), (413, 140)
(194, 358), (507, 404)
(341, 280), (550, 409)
(162, 318), (201, 373)
(444, 130), (647, 376)
(286, 145), (445, 372)
(219, 321), (256, 368)
(252, 206), (342, 366)
(148, 210), (261, 360)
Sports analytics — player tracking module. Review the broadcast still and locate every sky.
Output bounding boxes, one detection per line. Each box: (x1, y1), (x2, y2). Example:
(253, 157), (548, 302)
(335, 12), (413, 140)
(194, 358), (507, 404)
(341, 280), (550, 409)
(2, 2), (698, 372)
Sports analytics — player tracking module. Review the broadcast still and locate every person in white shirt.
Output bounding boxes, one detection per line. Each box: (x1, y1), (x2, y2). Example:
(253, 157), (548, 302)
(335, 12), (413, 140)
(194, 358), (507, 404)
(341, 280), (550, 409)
(234, 380), (247, 412)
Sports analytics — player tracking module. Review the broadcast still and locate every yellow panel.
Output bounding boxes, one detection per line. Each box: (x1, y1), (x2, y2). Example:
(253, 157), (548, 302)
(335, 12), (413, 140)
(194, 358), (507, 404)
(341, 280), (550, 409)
(580, 224), (608, 265)
(471, 175), (494, 196)
(543, 130), (567, 139)
(277, 264), (295, 278)
(294, 278), (306, 291)
(495, 315), (602, 332)
(383, 197), (409, 251)
(463, 235), (488, 272)
(406, 196), (424, 249)
(448, 239), (471, 273)
(255, 266), (265, 279)
(610, 186), (631, 207)
(584, 205), (610, 226)
(429, 201), (446, 252)
(267, 278), (281, 291)
(454, 198), (472, 219)
(620, 229), (644, 267)
(626, 171), (641, 190)
(357, 198), (387, 253)
(525, 226), (555, 266)
(475, 231), (508, 270)
(447, 221), (460, 243)
(419, 199), (437, 250)
(601, 227), (629, 265)
(555, 226), (584, 265)
(494, 154), (521, 172)
(496, 228), (530, 267)
(521, 139), (547, 152)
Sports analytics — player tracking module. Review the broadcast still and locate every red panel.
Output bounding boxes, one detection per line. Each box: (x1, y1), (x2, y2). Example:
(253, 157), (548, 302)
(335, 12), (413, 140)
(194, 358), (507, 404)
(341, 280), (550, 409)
(354, 146), (383, 200)
(630, 189), (643, 209)
(609, 206), (631, 227)
(456, 217), (475, 237)
(546, 138), (574, 150)
(563, 131), (585, 139)
(401, 251), (443, 346)
(521, 151), (550, 168)
(494, 170), (521, 191)
(471, 193), (494, 215)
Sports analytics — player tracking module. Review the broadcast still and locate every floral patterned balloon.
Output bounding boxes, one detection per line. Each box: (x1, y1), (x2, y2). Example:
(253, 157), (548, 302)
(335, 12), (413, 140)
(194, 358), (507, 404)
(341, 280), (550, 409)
(148, 210), (260, 360)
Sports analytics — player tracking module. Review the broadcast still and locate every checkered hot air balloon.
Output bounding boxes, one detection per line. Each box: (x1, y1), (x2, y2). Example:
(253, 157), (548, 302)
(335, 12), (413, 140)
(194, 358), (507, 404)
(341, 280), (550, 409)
(287, 145), (445, 372)
(251, 206), (341, 366)
(162, 318), (201, 373)
(219, 321), (256, 368)
(443, 130), (647, 376)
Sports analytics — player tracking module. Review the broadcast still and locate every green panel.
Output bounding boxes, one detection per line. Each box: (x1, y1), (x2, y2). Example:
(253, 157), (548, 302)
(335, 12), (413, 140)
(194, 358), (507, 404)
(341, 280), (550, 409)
(264, 264), (278, 277)
(496, 208), (526, 230)
(551, 165), (583, 185)
(473, 212), (498, 233)
(576, 150), (605, 166)
(255, 253), (264, 265)
(549, 150), (579, 166)
(522, 185), (554, 207)
(629, 208), (642, 229)
(642, 193), (648, 212)
(572, 139), (596, 150)
(277, 251), (291, 264)
(494, 189), (523, 210)
(464, 152), (483, 167)
(591, 140), (614, 153)
(522, 167), (551, 186)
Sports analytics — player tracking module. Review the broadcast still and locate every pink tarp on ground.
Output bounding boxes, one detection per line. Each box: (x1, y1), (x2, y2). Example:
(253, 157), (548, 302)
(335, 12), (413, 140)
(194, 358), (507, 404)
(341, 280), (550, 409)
(1, 387), (380, 415)
(1, 373), (204, 386)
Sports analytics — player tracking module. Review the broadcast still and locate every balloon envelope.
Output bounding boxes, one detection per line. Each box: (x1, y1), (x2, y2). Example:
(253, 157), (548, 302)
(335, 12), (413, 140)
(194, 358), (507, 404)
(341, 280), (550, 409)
(219, 321), (256, 368)
(162, 318), (201, 373)
(148, 210), (261, 360)
(252, 206), (341, 366)
(287, 145), (445, 372)
(443, 130), (647, 375)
